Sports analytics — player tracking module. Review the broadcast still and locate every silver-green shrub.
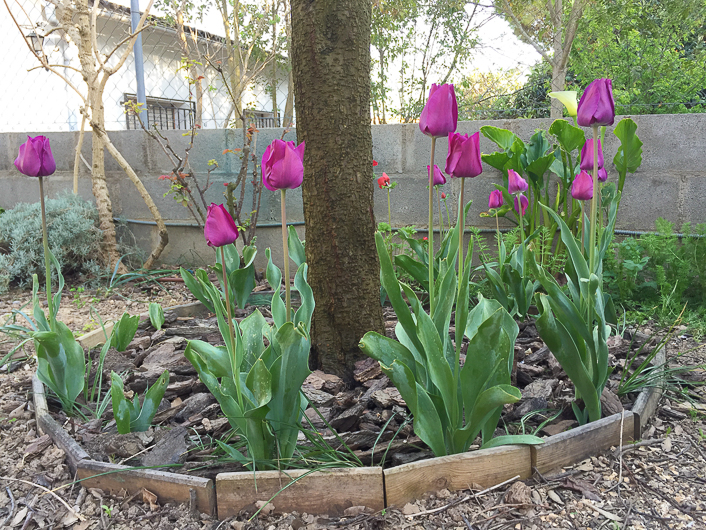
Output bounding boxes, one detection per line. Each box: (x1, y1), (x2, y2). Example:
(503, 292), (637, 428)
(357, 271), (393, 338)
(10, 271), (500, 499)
(0, 193), (103, 293)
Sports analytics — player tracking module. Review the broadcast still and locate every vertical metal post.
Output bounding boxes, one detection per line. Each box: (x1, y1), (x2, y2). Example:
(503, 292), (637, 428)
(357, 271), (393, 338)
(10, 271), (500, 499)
(130, 0), (148, 128)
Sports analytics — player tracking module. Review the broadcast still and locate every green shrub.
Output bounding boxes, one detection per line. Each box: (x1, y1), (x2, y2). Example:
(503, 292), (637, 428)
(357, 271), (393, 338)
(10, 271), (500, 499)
(0, 193), (103, 293)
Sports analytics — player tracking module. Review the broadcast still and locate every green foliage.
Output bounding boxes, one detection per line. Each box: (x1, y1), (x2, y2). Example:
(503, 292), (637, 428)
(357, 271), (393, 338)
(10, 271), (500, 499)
(111, 370), (169, 434)
(604, 220), (706, 328)
(148, 302), (165, 331)
(0, 193), (103, 293)
(182, 233), (315, 468)
(570, 0), (706, 115)
(529, 188), (620, 424)
(361, 232), (543, 456)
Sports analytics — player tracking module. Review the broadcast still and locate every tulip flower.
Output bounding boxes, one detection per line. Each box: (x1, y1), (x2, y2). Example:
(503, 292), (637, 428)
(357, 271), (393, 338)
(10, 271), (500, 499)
(580, 139), (605, 171)
(15, 136), (57, 323)
(419, 84), (458, 138)
(488, 190), (503, 209)
(441, 192), (446, 199)
(14, 135), (56, 177)
(598, 167), (608, 182)
(507, 169), (528, 195)
(204, 203), (239, 248)
(514, 194), (529, 216)
(377, 173), (391, 189)
(571, 171), (594, 201)
(548, 91), (578, 117)
(261, 139), (305, 191)
(427, 165), (447, 186)
(577, 79), (615, 128)
(445, 132), (483, 179)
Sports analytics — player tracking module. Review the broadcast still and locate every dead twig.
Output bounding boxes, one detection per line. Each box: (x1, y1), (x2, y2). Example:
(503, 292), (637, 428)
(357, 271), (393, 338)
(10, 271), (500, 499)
(1, 487), (15, 527)
(0, 476), (85, 521)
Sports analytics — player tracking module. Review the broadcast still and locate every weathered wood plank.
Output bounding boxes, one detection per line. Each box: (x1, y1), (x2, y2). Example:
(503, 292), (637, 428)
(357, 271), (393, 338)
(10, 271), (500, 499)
(216, 467), (384, 518)
(31, 375), (48, 433)
(36, 413), (90, 474)
(78, 460), (215, 515)
(77, 301), (208, 349)
(632, 345), (666, 439)
(383, 445), (531, 508)
(532, 412), (634, 474)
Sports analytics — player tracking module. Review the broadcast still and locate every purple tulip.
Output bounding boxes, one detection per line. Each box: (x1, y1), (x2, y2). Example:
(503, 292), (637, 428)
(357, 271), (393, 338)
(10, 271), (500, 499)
(571, 171), (594, 201)
(598, 167), (608, 182)
(204, 203), (239, 247)
(580, 139), (605, 171)
(514, 194), (529, 215)
(427, 164), (447, 186)
(262, 139), (305, 191)
(445, 132), (482, 179)
(419, 84), (458, 138)
(14, 135), (56, 177)
(488, 190), (503, 209)
(577, 79), (615, 127)
(507, 169), (528, 194)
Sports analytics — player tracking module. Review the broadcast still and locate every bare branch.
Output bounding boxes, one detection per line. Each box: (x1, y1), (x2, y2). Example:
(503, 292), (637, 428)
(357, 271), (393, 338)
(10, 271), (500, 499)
(500, 0), (553, 64)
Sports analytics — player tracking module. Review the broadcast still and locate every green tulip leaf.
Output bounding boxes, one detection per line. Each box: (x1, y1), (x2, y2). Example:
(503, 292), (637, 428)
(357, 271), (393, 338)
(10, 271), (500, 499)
(287, 226), (306, 268)
(549, 119), (586, 153)
(481, 126), (518, 151)
(148, 302), (165, 331)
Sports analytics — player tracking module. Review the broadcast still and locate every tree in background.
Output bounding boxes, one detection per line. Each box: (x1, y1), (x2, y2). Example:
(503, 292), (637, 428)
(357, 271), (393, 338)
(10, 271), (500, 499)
(495, 0), (587, 118)
(371, 0), (492, 123)
(570, 0), (706, 114)
(455, 69), (523, 120)
(291, 0), (384, 383)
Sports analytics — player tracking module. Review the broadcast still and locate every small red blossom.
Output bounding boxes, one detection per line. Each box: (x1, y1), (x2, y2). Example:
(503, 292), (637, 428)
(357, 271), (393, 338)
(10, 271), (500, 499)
(422, 237), (428, 241)
(377, 173), (390, 189)
(441, 192), (446, 199)
(373, 160), (378, 167)
(158, 175), (170, 180)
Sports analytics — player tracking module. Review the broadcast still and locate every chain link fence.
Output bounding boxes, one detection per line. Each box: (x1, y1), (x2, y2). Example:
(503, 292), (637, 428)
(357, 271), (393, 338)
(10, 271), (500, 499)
(3, 0), (289, 132)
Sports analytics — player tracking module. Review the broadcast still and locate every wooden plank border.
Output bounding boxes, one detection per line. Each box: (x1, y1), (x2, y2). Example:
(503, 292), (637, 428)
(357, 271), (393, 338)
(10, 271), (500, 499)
(632, 346), (666, 439)
(216, 467), (384, 517)
(531, 411), (635, 475)
(77, 460), (216, 515)
(77, 301), (209, 349)
(383, 445), (531, 508)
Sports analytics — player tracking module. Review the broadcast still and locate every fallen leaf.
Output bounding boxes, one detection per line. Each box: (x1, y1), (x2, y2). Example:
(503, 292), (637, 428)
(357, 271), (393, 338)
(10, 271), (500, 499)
(142, 488), (159, 511)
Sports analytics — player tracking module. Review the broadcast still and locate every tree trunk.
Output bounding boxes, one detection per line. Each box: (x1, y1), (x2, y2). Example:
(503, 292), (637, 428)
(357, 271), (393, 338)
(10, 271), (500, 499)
(550, 0), (564, 119)
(74, 0), (124, 272)
(291, 0), (384, 384)
(550, 63), (566, 119)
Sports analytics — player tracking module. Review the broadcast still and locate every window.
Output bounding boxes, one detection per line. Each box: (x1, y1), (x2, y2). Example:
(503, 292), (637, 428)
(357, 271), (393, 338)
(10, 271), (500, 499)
(123, 94), (196, 130)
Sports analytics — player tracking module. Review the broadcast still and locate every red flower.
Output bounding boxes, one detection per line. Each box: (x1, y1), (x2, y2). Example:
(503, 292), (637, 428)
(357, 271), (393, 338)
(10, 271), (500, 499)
(373, 160), (378, 167)
(377, 173), (390, 189)
(422, 237), (428, 241)
(441, 192), (446, 199)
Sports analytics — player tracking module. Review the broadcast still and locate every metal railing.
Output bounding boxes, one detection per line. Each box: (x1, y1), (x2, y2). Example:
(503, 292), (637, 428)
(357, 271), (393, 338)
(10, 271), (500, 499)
(123, 94), (196, 130)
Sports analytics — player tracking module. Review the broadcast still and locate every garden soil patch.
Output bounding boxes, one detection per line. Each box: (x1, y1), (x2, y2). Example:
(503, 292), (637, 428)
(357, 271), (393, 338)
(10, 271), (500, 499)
(1, 282), (705, 528)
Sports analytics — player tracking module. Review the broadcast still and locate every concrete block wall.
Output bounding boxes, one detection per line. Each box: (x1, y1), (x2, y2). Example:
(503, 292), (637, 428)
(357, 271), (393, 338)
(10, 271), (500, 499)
(1, 113), (704, 268)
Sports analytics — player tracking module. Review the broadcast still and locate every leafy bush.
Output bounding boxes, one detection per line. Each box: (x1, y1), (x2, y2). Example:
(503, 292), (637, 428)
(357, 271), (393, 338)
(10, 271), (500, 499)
(0, 193), (103, 292)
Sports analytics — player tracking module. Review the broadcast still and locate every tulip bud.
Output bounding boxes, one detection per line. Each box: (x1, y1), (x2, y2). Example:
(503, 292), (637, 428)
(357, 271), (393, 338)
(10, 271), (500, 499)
(577, 79), (615, 127)
(441, 192), (446, 199)
(514, 194), (529, 215)
(598, 167), (608, 182)
(488, 189), (503, 209)
(377, 173), (390, 189)
(204, 203), (239, 247)
(507, 169), (528, 195)
(427, 164), (447, 186)
(580, 139), (605, 171)
(445, 132), (482, 179)
(372, 160), (378, 167)
(419, 84), (458, 138)
(261, 139), (305, 191)
(571, 171), (594, 201)
(14, 135), (56, 177)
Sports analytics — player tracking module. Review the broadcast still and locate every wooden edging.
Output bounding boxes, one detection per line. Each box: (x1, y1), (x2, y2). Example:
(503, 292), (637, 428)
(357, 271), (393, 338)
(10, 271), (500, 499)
(77, 301), (209, 349)
(217, 467), (385, 517)
(29, 301), (667, 518)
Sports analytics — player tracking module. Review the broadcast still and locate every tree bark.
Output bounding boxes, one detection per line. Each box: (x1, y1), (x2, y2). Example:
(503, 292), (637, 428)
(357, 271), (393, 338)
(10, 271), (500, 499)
(291, 0), (384, 384)
(72, 0), (124, 272)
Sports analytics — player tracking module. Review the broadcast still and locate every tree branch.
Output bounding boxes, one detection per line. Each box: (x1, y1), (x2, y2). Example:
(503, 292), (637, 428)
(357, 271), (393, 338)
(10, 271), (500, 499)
(501, 0), (553, 64)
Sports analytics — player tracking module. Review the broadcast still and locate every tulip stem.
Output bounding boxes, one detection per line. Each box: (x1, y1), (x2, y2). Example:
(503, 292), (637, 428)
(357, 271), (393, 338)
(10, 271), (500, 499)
(589, 125), (599, 275)
(38, 176), (54, 326)
(458, 178), (466, 281)
(428, 137), (436, 314)
(436, 187), (444, 237)
(220, 246), (244, 419)
(281, 189), (291, 321)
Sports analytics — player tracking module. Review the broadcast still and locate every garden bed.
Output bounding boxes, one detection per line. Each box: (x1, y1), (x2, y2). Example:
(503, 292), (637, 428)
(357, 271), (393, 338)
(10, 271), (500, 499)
(30, 298), (667, 518)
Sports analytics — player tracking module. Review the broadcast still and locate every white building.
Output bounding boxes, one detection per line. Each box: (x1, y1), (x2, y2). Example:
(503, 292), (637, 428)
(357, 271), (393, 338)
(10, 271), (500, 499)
(2, 0), (289, 132)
